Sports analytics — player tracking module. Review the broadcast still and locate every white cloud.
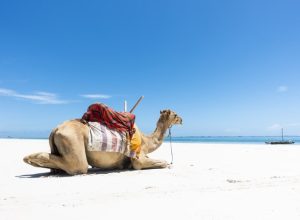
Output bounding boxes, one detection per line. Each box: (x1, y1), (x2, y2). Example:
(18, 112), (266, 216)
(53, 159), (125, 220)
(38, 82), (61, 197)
(81, 94), (111, 99)
(0, 88), (16, 96)
(0, 88), (69, 104)
(267, 123), (282, 131)
(277, 85), (288, 93)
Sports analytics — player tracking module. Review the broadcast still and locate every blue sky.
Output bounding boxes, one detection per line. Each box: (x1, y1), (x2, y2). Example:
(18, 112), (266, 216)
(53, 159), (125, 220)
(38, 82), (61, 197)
(0, 0), (300, 137)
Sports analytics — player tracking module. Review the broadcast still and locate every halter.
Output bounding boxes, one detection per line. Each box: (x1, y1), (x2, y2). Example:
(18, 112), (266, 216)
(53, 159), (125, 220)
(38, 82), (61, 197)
(168, 126), (174, 164)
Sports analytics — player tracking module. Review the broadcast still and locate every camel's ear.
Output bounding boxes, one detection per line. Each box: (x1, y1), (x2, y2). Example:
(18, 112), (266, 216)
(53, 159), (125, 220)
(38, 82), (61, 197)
(166, 109), (171, 115)
(160, 110), (171, 115)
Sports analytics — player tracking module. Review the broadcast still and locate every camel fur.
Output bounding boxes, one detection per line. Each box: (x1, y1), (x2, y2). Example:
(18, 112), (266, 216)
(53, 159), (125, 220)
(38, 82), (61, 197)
(23, 109), (182, 175)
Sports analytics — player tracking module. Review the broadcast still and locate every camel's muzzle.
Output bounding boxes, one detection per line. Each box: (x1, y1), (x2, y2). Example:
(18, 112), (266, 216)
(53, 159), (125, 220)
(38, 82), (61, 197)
(177, 117), (183, 125)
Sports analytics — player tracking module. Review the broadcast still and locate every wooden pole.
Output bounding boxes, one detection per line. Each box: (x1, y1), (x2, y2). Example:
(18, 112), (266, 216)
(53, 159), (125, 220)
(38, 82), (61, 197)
(129, 96), (144, 113)
(124, 100), (127, 112)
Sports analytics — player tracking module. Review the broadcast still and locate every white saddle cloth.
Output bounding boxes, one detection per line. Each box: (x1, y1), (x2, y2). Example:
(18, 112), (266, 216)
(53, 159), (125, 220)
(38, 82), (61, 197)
(88, 122), (131, 157)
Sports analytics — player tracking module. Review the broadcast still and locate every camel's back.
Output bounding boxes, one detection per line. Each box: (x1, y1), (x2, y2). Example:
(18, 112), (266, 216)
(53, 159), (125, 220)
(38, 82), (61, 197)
(52, 119), (89, 153)
(55, 119), (89, 137)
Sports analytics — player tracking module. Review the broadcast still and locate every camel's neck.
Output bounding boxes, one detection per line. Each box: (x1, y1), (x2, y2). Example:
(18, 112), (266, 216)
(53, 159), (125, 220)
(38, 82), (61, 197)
(146, 117), (170, 154)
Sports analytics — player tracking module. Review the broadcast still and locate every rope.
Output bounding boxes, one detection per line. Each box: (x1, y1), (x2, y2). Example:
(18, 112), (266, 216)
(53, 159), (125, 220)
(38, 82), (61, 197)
(168, 127), (174, 164)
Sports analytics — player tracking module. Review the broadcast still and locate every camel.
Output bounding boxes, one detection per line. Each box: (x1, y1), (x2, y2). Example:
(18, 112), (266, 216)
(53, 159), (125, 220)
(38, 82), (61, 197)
(23, 109), (182, 175)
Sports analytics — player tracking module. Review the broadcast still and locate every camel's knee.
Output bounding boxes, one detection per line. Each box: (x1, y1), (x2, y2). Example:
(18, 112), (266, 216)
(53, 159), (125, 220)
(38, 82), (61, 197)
(131, 158), (142, 170)
(65, 166), (88, 175)
(62, 155), (89, 175)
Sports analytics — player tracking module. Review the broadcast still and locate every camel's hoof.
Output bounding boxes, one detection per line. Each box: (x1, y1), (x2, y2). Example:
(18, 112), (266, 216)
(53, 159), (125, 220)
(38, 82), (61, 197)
(23, 156), (39, 167)
(159, 160), (169, 168)
(23, 153), (50, 167)
(167, 164), (173, 169)
(23, 156), (31, 165)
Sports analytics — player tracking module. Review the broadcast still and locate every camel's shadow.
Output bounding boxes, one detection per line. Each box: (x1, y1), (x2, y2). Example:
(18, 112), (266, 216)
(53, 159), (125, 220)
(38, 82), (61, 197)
(16, 168), (133, 178)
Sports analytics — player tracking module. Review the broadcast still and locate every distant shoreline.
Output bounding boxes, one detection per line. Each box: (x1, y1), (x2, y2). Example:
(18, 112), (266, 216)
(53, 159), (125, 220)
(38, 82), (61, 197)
(1, 136), (299, 144)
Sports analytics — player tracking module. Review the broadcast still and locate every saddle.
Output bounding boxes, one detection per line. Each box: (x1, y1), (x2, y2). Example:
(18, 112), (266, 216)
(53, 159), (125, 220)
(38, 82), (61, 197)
(82, 103), (141, 158)
(82, 103), (136, 138)
(88, 122), (141, 158)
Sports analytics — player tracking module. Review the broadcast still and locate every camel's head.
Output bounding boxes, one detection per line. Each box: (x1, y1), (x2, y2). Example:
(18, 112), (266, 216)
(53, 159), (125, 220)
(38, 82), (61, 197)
(160, 109), (183, 127)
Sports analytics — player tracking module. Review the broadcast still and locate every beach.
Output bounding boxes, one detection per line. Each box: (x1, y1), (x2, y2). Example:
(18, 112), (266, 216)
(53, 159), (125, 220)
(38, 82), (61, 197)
(1, 139), (300, 220)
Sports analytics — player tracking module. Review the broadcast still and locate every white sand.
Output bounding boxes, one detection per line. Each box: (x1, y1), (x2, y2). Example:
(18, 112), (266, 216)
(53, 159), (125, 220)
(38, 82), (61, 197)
(1, 139), (300, 220)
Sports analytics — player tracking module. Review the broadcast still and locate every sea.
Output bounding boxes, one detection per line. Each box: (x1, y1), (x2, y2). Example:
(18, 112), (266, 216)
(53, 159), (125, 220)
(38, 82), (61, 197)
(165, 136), (300, 144)
(2, 135), (299, 145)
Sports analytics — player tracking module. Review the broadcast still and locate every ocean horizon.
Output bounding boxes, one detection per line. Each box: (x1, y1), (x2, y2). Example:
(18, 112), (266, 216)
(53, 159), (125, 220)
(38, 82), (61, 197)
(1, 135), (299, 144)
(167, 136), (300, 144)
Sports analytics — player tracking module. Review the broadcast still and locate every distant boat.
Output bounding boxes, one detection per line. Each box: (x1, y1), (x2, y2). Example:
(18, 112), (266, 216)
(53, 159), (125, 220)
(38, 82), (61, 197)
(265, 128), (295, 144)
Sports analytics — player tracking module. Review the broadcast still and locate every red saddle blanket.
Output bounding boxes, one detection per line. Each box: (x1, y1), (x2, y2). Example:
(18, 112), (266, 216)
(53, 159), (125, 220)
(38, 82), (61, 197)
(82, 103), (136, 138)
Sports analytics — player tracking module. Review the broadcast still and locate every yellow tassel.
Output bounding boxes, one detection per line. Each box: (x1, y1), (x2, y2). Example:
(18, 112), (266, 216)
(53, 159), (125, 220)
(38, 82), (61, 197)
(130, 124), (142, 157)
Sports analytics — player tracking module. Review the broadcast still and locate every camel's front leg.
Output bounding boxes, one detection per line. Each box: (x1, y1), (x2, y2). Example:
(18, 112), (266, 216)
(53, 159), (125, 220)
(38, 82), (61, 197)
(131, 155), (168, 170)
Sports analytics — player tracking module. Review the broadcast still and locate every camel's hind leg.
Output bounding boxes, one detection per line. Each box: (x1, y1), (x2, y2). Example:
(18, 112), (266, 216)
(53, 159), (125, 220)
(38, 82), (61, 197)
(23, 120), (89, 175)
(48, 128), (64, 174)
(24, 151), (88, 175)
(23, 152), (66, 171)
